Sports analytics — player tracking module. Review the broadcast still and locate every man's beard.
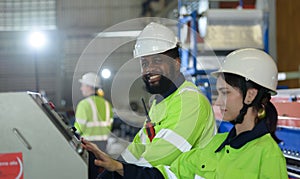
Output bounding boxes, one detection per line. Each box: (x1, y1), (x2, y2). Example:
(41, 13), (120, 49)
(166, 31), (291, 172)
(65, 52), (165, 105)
(142, 74), (175, 94)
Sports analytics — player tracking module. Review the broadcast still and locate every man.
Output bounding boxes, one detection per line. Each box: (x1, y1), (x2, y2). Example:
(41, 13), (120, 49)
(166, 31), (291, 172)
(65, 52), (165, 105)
(119, 22), (216, 167)
(81, 48), (288, 179)
(74, 72), (113, 179)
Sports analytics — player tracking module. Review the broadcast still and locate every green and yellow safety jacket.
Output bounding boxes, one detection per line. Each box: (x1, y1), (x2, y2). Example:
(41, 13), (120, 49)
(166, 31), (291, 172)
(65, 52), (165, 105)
(157, 121), (288, 179)
(74, 94), (113, 141)
(121, 79), (216, 167)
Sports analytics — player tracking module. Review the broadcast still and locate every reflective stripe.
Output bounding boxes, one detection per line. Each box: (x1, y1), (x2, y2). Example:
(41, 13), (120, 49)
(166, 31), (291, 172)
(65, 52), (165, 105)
(214, 125), (217, 135)
(155, 129), (192, 152)
(87, 97), (112, 125)
(178, 86), (200, 94)
(121, 149), (152, 167)
(134, 157), (152, 167)
(86, 121), (112, 127)
(164, 166), (178, 179)
(121, 148), (138, 162)
(105, 101), (110, 122)
(75, 118), (87, 125)
(139, 129), (147, 144)
(84, 135), (109, 141)
(87, 98), (99, 122)
(195, 175), (205, 179)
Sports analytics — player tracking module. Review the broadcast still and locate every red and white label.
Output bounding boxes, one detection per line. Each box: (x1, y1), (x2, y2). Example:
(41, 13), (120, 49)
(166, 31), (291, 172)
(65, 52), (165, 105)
(0, 152), (23, 179)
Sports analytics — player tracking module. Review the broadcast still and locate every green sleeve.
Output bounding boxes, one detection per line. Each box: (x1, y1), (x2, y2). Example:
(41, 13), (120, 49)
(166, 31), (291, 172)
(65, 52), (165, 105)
(142, 93), (215, 166)
(260, 155), (288, 178)
(74, 100), (89, 134)
(73, 121), (83, 134)
(126, 130), (145, 159)
(156, 149), (198, 179)
(157, 135), (224, 179)
(173, 93), (215, 148)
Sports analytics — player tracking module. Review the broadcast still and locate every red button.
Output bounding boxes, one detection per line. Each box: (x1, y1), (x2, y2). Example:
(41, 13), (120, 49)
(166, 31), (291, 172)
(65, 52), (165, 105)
(48, 101), (55, 109)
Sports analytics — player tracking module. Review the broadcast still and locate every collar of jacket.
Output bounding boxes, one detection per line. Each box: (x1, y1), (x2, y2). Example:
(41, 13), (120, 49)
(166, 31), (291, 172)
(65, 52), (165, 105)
(215, 120), (269, 152)
(154, 73), (185, 104)
(88, 93), (98, 97)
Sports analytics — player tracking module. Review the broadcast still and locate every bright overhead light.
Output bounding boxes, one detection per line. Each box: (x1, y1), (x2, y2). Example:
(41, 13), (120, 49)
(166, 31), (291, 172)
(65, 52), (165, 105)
(101, 68), (111, 79)
(29, 31), (46, 49)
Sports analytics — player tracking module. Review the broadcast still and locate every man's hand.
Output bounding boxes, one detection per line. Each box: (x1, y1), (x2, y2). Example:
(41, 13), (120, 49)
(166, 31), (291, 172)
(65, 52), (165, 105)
(81, 138), (124, 176)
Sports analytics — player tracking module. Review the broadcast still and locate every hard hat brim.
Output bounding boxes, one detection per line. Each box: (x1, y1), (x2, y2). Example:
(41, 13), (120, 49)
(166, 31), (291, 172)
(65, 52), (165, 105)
(210, 70), (277, 95)
(78, 79), (101, 88)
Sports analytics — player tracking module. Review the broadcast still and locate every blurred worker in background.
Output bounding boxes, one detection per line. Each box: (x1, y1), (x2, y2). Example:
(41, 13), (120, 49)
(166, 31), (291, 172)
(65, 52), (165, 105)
(81, 48), (288, 179)
(74, 72), (113, 179)
(88, 22), (216, 178)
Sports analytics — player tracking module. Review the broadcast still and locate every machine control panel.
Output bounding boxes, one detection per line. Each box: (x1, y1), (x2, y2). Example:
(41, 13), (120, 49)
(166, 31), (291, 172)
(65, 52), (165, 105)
(277, 127), (300, 178)
(0, 92), (88, 178)
(28, 92), (88, 164)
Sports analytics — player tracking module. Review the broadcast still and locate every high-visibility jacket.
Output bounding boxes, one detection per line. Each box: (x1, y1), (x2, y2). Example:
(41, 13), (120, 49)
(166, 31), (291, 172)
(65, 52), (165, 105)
(158, 132), (288, 179)
(121, 80), (216, 167)
(74, 95), (113, 141)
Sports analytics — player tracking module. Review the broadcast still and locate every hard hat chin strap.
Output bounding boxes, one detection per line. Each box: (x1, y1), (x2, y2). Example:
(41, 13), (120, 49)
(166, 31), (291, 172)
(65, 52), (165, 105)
(231, 103), (251, 124)
(231, 78), (250, 125)
(231, 88), (266, 125)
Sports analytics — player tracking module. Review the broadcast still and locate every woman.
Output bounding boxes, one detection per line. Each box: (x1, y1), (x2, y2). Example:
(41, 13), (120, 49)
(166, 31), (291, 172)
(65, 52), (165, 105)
(82, 48), (288, 179)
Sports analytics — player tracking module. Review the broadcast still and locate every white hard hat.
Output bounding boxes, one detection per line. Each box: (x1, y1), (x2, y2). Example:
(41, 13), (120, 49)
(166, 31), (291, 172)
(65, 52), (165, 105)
(211, 48), (278, 95)
(79, 72), (101, 88)
(133, 22), (178, 58)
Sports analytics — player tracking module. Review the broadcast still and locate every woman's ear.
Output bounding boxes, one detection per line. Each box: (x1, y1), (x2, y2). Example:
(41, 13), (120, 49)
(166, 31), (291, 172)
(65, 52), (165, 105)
(244, 88), (258, 104)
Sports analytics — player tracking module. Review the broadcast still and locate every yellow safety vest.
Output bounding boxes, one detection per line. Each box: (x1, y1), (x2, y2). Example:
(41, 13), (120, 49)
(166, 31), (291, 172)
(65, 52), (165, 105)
(74, 95), (113, 141)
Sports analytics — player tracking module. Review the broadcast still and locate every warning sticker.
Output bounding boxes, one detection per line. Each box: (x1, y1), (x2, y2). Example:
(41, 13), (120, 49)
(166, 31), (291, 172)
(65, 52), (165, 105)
(0, 152), (23, 179)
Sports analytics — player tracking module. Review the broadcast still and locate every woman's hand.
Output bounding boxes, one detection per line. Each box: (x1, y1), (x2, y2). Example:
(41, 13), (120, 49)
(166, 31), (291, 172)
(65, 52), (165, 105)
(81, 138), (124, 175)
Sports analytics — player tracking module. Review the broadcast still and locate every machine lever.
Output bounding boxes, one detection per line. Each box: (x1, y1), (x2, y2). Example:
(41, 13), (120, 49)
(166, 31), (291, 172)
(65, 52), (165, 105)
(13, 128), (32, 150)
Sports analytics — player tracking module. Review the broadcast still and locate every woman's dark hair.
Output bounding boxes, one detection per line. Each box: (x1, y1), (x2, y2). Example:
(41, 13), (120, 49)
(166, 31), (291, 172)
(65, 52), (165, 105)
(222, 73), (281, 143)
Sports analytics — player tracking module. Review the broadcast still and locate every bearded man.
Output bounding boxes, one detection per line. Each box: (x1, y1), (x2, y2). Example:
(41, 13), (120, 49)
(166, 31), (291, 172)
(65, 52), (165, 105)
(97, 22), (216, 178)
(119, 22), (216, 167)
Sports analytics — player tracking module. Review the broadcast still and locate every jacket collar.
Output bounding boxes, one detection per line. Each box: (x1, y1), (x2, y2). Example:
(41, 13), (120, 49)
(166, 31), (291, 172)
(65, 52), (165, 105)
(215, 120), (269, 152)
(154, 73), (185, 103)
(87, 93), (98, 97)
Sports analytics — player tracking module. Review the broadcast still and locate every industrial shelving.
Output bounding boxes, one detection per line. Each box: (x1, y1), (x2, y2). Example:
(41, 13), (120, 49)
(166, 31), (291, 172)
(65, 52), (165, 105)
(177, 0), (269, 102)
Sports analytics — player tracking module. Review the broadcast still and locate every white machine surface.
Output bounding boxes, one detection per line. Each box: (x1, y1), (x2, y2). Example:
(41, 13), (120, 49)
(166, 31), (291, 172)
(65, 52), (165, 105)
(0, 92), (88, 179)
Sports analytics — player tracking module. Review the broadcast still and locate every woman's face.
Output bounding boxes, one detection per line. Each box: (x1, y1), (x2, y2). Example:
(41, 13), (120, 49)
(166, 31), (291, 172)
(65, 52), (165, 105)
(214, 76), (244, 121)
